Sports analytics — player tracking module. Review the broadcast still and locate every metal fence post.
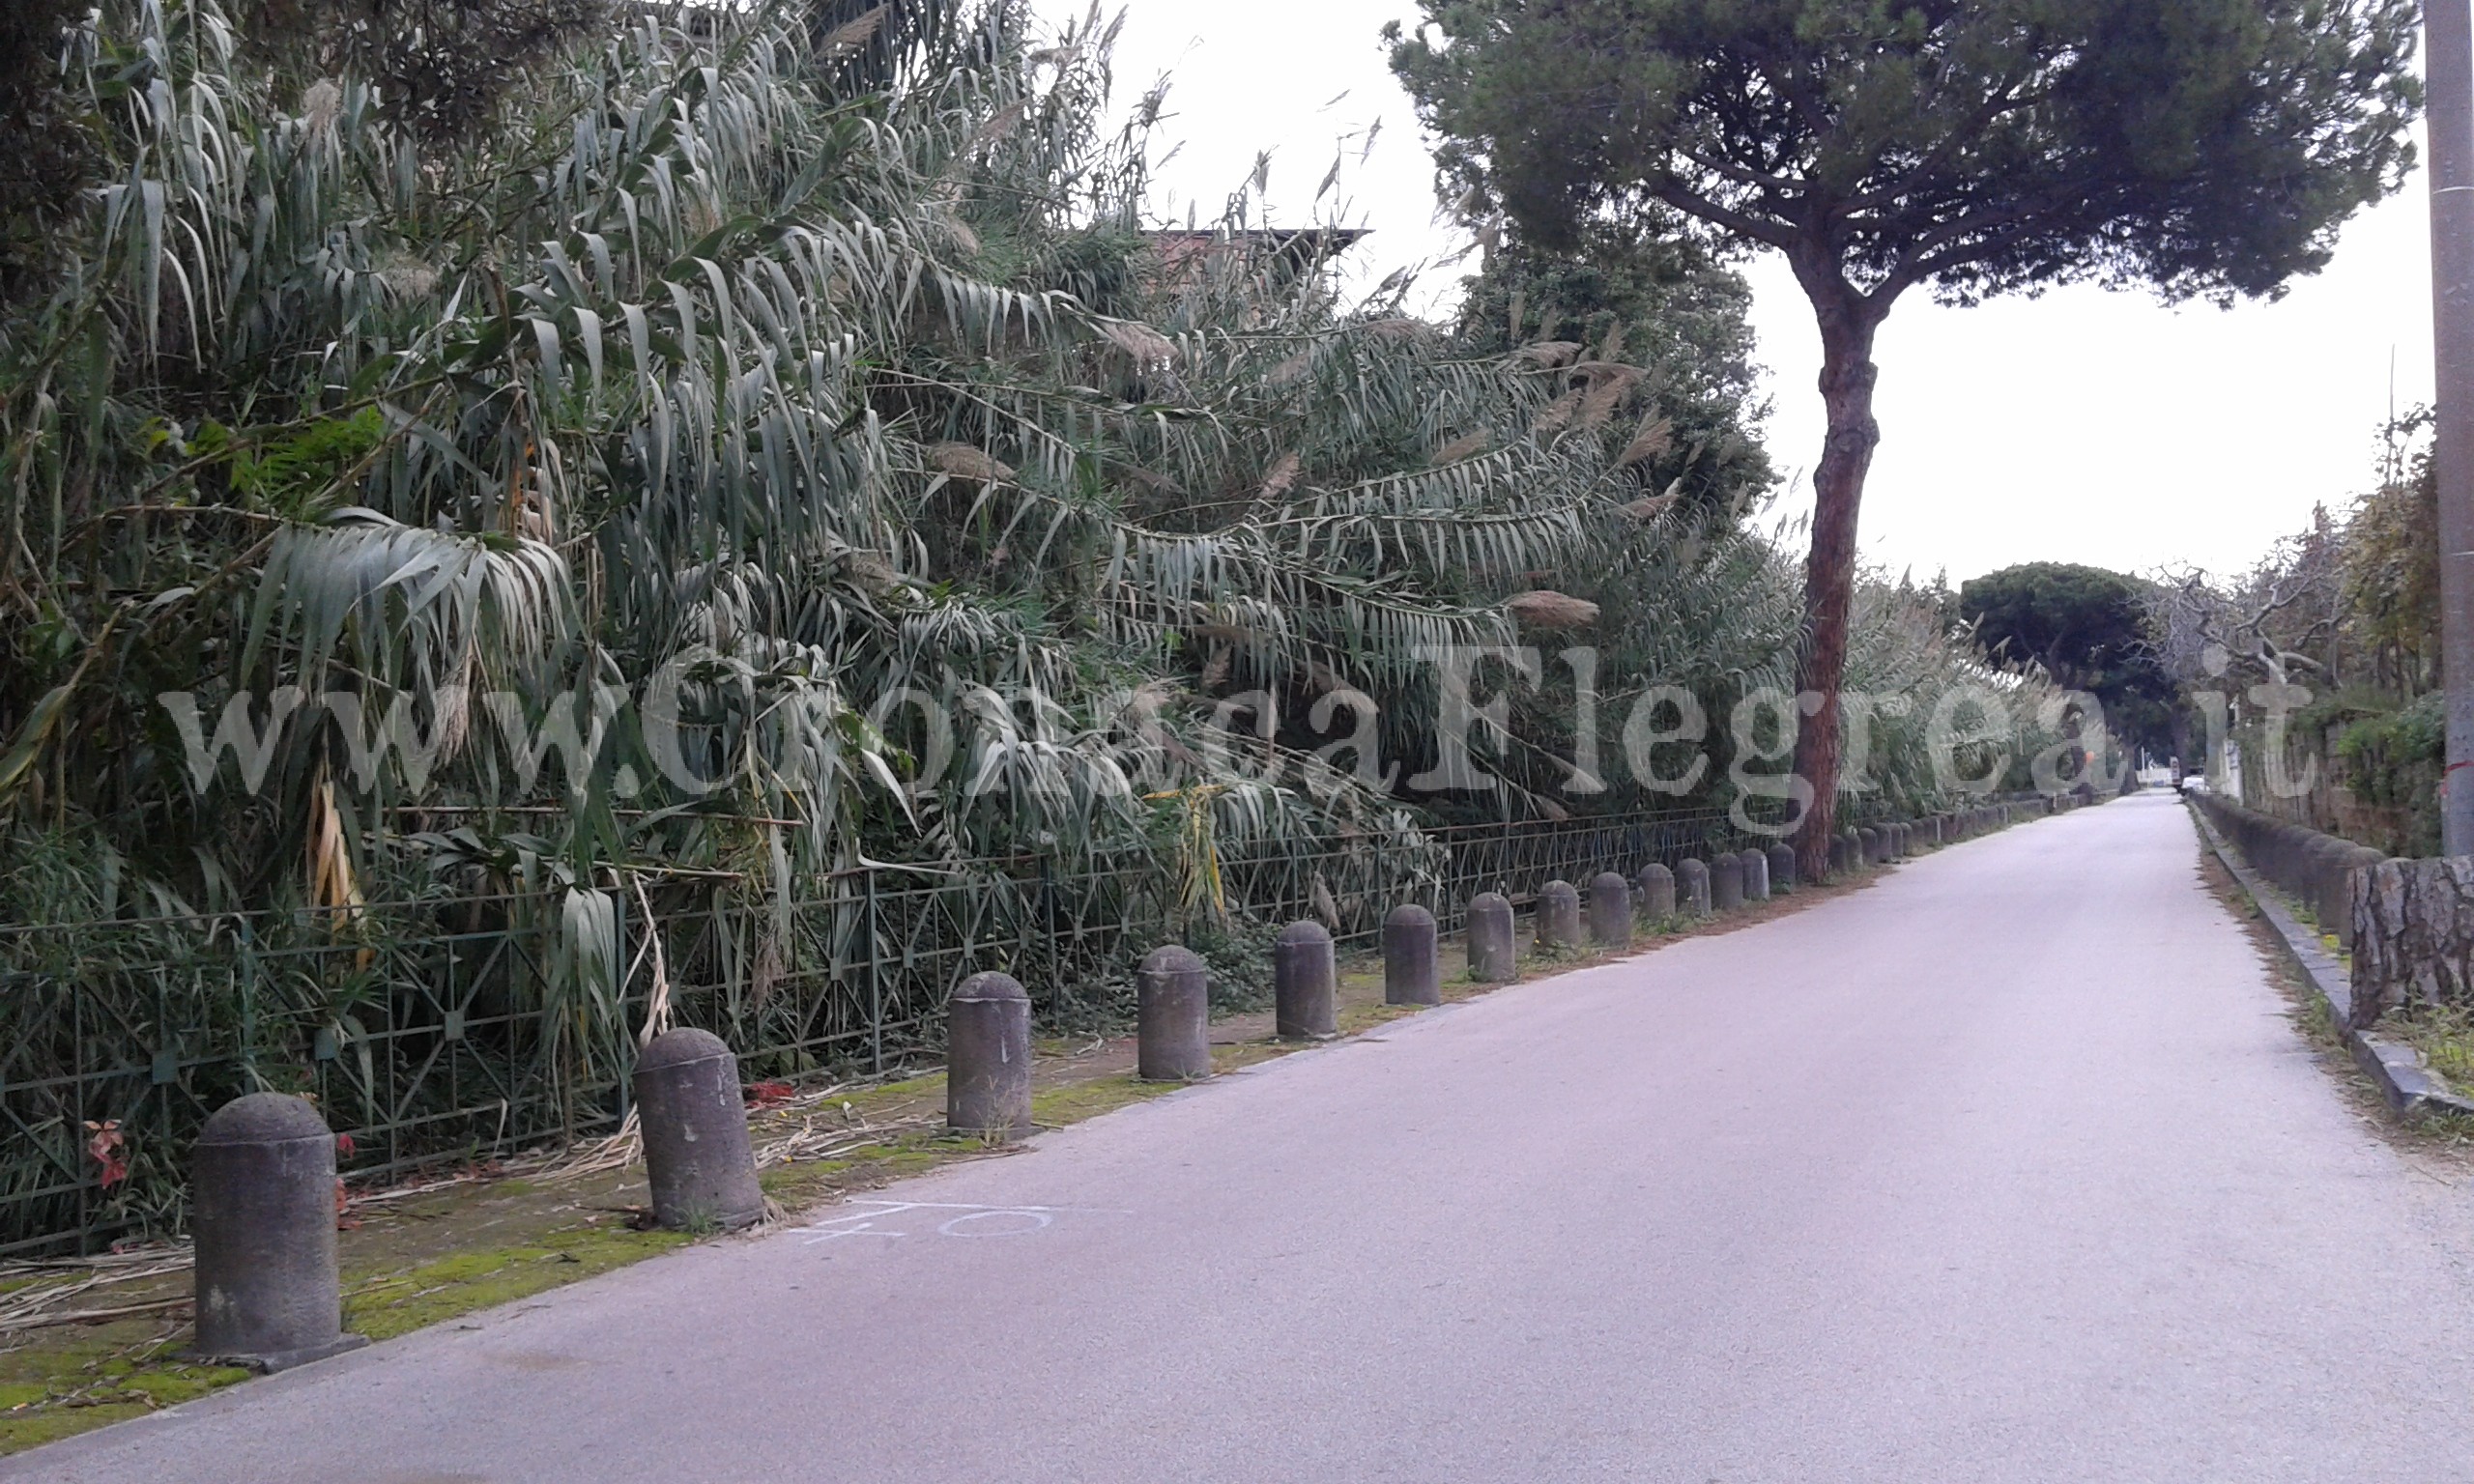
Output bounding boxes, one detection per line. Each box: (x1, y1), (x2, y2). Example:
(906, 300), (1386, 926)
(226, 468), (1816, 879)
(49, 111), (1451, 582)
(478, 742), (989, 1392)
(867, 867), (884, 1075)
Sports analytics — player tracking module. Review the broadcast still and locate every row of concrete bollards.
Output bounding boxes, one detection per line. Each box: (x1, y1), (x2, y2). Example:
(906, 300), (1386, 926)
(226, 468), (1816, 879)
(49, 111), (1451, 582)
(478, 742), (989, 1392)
(183, 1018), (775, 1371)
(183, 807), (2031, 1373)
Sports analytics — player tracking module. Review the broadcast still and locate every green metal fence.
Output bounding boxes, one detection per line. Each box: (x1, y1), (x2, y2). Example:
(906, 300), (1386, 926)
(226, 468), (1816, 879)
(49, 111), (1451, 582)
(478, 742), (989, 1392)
(0, 808), (1768, 1256)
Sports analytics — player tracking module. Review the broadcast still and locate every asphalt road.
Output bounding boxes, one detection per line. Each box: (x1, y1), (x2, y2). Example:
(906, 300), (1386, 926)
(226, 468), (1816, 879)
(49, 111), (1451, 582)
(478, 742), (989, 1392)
(20, 793), (2474, 1483)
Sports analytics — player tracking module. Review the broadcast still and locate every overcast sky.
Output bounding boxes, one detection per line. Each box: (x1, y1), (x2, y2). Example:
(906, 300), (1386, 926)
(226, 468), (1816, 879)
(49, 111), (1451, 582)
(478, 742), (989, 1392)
(1049, 0), (2438, 588)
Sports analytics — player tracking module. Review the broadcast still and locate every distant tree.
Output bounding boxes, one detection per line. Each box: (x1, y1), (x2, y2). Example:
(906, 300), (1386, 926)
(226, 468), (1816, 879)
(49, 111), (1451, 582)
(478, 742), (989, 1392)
(1392, 0), (2419, 877)
(1454, 218), (1773, 519)
(1960, 563), (2176, 756)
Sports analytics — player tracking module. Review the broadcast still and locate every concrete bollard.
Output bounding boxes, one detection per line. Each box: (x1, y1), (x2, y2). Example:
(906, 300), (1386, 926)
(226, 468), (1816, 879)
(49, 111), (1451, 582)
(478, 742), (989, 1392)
(948, 971), (1033, 1137)
(1538, 880), (1583, 950)
(1677, 858), (1711, 916)
(191, 1093), (367, 1372)
(1274, 921), (1338, 1040)
(1741, 848), (1769, 902)
(1136, 946), (1212, 1080)
(1711, 852), (1744, 911)
(1589, 872), (1633, 949)
(1467, 893), (1517, 982)
(1831, 832), (1859, 875)
(1384, 905), (1441, 1006)
(636, 1028), (764, 1233)
(1637, 863), (1676, 920)
(1767, 842), (1797, 892)
(1858, 826), (1883, 864)
(1892, 823), (1910, 858)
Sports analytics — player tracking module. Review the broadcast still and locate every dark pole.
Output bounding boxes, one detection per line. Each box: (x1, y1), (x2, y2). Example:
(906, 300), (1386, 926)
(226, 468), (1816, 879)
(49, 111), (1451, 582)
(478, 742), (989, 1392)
(2432, 0), (2474, 855)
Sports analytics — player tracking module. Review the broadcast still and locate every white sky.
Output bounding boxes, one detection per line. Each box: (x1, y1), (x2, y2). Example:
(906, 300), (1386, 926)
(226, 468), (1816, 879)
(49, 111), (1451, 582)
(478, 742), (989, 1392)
(1051, 0), (2438, 586)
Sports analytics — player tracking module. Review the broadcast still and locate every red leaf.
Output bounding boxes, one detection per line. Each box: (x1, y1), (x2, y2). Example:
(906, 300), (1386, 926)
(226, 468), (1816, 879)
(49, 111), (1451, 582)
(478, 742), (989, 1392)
(84, 1121), (128, 1189)
(744, 1080), (795, 1107)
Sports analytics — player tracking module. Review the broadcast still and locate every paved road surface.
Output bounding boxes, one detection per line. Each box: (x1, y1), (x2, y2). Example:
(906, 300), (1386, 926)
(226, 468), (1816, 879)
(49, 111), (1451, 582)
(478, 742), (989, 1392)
(19, 794), (2474, 1482)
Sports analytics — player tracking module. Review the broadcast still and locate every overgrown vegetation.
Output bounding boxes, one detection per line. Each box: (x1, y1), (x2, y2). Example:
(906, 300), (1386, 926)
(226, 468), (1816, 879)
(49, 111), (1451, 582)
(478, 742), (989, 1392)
(1959, 563), (2177, 758)
(2153, 414), (2445, 855)
(0, 0), (2078, 1249)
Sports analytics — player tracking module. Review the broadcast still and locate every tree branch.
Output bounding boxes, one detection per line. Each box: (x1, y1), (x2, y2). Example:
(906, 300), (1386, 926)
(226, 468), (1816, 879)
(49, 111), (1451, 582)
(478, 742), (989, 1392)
(1679, 146), (1803, 200)
(1870, 177), (2119, 298)
(1837, 73), (2049, 216)
(1653, 181), (1798, 250)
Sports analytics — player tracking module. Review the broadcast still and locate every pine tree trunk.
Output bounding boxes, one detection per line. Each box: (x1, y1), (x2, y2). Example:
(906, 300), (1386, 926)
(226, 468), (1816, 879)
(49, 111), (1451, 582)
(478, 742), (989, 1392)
(1789, 292), (1884, 885)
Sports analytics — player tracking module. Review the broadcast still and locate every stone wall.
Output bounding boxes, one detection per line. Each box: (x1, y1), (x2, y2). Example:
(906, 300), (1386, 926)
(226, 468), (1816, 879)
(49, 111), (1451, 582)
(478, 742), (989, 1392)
(2351, 856), (2474, 1027)
(2237, 716), (2434, 859)
(2192, 793), (2394, 1026)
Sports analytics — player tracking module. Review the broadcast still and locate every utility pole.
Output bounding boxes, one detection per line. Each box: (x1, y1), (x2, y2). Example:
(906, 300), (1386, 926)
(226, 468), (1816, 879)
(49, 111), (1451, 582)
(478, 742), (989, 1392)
(2431, 0), (2474, 856)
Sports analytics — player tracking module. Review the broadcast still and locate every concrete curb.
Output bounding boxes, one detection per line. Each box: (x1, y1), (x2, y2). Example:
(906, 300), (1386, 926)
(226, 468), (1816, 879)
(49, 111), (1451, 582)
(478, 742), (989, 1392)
(2188, 801), (2474, 1120)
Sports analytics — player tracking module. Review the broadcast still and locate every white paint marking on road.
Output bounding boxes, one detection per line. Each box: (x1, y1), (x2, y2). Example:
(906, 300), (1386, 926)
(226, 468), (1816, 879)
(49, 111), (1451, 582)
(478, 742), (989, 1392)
(936, 1210), (1051, 1237)
(791, 1199), (1128, 1246)
(793, 1219), (906, 1245)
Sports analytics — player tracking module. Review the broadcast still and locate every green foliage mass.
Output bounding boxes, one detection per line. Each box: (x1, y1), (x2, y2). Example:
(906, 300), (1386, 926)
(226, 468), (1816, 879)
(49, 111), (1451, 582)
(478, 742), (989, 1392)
(0, 0), (100, 302)
(1453, 219), (1771, 520)
(2336, 692), (2444, 802)
(0, 0), (2107, 1250)
(1960, 563), (2176, 755)
(2341, 426), (2442, 696)
(1388, 0), (2420, 302)
(0, 0), (2061, 932)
